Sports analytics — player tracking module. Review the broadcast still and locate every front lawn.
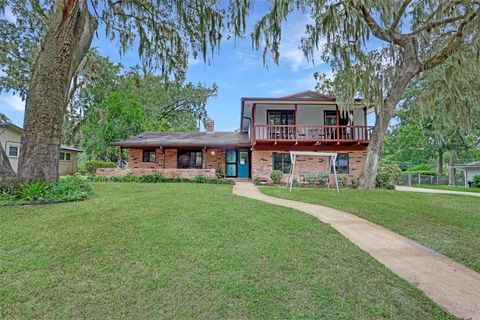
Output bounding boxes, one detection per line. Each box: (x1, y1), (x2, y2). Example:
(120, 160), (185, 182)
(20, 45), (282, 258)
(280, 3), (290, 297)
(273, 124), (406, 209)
(414, 184), (480, 193)
(0, 183), (451, 319)
(260, 186), (480, 273)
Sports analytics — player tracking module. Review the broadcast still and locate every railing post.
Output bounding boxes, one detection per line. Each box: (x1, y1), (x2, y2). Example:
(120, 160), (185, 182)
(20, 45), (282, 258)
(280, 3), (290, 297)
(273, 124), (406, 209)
(408, 174), (411, 186)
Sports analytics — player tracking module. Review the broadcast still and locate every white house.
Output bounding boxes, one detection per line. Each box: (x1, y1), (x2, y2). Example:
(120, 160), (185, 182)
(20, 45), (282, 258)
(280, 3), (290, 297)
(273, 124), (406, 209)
(453, 161), (480, 187)
(0, 123), (82, 175)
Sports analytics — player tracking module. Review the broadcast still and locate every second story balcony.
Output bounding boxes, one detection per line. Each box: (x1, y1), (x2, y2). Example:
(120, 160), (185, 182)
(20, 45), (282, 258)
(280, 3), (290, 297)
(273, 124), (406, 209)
(254, 125), (373, 145)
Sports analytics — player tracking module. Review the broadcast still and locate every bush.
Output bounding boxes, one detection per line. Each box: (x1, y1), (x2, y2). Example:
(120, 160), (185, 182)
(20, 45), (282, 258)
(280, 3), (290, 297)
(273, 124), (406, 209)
(406, 163), (433, 172)
(49, 176), (93, 201)
(473, 175), (480, 188)
(80, 161), (116, 174)
(193, 175), (208, 183)
(253, 176), (262, 185)
(0, 176), (93, 205)
(216, 165), (225, 178)
(336, 176), (347, 188)
(88, 174), (235, 185)
(18, 181), (48, 202)
(306, 173), (329, 187)
(270, 170), (283, 184)
(376, 163), (402, 188)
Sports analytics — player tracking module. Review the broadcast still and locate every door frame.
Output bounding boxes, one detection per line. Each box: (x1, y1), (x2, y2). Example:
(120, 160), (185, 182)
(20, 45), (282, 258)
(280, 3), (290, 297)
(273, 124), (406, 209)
(237, 149), (250, 178)
(225, 149), (237, 177)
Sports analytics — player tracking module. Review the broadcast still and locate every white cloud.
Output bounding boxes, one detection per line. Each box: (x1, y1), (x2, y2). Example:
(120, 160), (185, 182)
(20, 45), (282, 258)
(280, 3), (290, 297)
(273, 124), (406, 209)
(0, 94), (25, 111)
(2, 7), (17, 23)
(277, 14), (325, 72)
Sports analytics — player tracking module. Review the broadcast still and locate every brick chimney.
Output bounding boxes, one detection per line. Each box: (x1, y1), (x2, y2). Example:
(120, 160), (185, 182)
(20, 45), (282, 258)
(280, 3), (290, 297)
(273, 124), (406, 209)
(204, 119), (214, 133)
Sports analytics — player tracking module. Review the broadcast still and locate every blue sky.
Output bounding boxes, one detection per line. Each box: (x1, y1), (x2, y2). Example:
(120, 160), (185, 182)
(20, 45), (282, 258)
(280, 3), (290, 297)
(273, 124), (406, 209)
(0, 4), (334, 131)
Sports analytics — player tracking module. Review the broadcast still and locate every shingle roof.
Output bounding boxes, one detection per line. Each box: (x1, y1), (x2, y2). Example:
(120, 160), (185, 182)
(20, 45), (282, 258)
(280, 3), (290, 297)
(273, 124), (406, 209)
(111, 131), (251, 148)
(455, 161), (480, 168)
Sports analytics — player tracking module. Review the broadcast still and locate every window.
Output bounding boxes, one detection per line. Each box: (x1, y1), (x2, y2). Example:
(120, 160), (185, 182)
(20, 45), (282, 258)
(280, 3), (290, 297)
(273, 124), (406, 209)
(177, 150), (202, 169)
(8, 146), (18, 157)
(60, 152), (71, 161)
(333, 153), (349, 174)
(273, 153), (291, 174)
(267, 110), (295, 125)
(324, 110), (337, 125)
(143, 149), (156, 162)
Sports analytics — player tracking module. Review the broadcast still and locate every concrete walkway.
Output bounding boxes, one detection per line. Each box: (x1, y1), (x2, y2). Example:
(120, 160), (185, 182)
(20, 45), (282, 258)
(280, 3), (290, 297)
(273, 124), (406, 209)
(395, 185), (480, 197)
(233, 182), (480, 320)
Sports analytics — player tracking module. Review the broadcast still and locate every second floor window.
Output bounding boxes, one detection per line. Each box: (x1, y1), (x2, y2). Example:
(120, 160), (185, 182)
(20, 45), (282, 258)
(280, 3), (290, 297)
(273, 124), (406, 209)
(267, 110), (295, 125)
(143, 149), (156, 162)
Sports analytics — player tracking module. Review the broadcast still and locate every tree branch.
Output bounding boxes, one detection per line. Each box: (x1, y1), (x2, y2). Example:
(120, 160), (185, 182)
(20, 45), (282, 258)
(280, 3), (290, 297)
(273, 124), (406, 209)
(409, 14), (468, 35)
(421, 8), (479, 71)
(390, 0), (413, 31)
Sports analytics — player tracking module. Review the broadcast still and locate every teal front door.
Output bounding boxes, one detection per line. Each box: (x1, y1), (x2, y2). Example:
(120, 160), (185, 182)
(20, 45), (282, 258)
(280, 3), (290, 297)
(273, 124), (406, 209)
(237, 149), (250, 178)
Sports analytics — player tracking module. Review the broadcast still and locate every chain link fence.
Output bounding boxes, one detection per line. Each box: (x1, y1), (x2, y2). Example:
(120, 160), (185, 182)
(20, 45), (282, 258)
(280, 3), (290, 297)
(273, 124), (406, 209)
(394, 173), (465, 186)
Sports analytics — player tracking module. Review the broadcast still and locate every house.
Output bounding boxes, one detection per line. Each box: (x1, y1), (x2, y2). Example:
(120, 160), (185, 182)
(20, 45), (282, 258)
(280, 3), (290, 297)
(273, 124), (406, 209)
(106, 91), (374, 184)
(453, 161), (480, 187)
(0, 123), (82, 175)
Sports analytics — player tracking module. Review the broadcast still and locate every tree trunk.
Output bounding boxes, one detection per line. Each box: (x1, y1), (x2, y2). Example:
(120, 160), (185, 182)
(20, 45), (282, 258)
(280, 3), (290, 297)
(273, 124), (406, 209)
(0, 143), (15, 177)
(438, 150), (444, 176)
(359, 66), (420, 189)
(448, 149), (457, 185)
(17, 0), (97, 182)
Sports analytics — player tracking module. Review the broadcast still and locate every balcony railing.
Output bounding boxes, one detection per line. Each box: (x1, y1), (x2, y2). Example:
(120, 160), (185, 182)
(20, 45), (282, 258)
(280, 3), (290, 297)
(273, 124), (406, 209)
(254, 125), (373, 143)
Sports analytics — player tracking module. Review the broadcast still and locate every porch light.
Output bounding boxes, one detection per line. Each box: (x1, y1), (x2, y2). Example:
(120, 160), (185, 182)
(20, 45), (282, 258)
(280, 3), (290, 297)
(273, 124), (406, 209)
(210, 151), (216, 156)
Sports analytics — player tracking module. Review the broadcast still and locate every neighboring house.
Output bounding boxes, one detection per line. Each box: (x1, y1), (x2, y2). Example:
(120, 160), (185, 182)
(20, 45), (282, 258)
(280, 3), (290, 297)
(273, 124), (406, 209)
(0, 123), (82, 175)
(108, 91), (374, 184)
(453, 161), (480, 187)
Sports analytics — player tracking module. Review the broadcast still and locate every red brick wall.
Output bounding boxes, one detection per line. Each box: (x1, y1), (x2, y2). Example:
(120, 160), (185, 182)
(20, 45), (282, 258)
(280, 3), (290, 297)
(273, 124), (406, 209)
(127, 147), (226, 172)
(96, 168), (215, 178)
(127, 148), (164, 169)
(252, 149), (366, 185)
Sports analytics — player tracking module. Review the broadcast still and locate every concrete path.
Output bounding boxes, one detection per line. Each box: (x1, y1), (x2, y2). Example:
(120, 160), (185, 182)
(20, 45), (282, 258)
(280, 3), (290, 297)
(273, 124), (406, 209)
(233, 182), (480, 320)
(395, 185), (480, 197)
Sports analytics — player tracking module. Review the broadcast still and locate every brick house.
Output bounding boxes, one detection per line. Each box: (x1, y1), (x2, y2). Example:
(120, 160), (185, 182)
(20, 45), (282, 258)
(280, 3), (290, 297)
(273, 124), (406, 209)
(105, 91), (373, 184)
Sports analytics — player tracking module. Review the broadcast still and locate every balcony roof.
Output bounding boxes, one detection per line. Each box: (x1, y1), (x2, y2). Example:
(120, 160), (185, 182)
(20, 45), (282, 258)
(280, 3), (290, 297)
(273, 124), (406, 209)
(240, 90), (370, 132)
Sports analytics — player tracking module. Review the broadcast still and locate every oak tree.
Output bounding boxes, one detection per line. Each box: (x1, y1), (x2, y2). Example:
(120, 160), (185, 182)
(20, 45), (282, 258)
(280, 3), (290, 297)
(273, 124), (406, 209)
(1, 0), (248, 181)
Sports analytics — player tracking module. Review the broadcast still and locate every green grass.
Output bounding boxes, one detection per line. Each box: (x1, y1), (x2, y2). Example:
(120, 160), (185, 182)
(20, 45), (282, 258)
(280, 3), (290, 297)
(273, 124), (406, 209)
(414, 184), (480, 193)
(0, 183), (451, 319)
(260, 186), (480, 273)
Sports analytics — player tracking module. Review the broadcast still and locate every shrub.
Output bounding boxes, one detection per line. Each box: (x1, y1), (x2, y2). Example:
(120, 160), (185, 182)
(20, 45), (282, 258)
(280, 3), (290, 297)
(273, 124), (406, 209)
(270, 170), (283, 184)
(18, 181), (48, 202)
(253, 176), (262, 185)
(216, 165), (225, 178)
(87, 174), (235, 185)
(193, 175), (208, 183)
(80, 161), (116, 174)
(0, 176), (93, 205)
(376, 163), (402, 188)
(49, 176), (93, 201)
(350, 177), (360, 189)
(406, 163), (433, 172)
(336, 176), (347, 188)
(473, 175), (480, 188)
(306, 173), (329, 187)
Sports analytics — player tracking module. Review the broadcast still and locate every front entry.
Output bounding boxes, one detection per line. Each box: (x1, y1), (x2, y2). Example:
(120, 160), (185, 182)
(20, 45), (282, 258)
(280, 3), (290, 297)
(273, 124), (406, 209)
(225, 149), (250, 178)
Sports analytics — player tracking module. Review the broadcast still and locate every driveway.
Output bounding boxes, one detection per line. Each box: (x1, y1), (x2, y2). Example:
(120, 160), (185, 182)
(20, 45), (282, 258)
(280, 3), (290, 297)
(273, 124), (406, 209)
(233, 182), (480, 320)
